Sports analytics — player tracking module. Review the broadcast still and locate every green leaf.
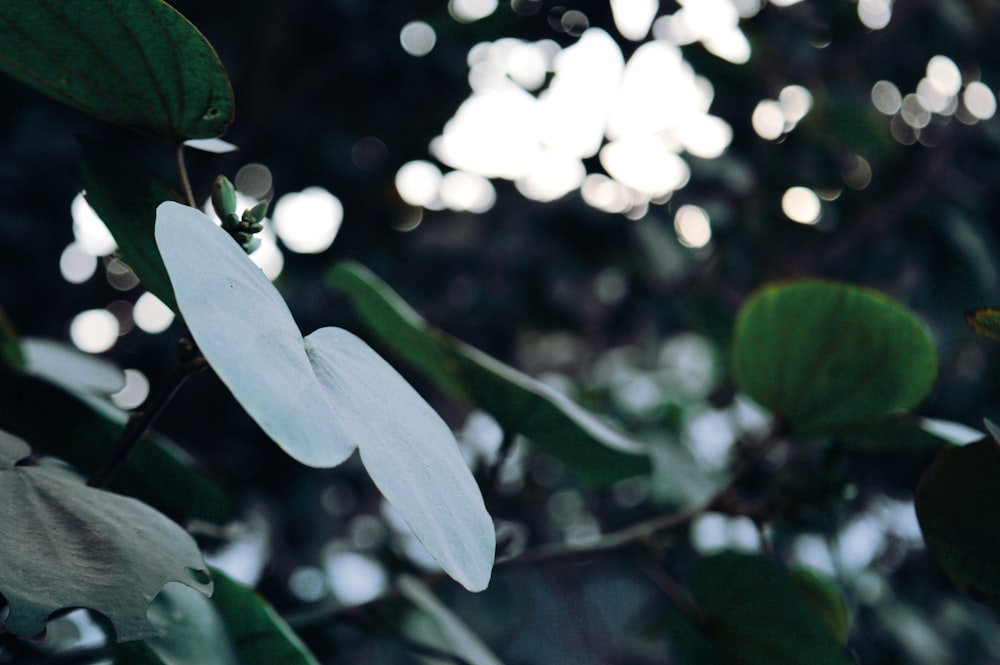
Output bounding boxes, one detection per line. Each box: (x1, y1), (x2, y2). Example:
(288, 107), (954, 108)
(398, 575), (506, 665)
(835, 415), (952, 453)
(915, 436), (1000, 603)
(209, 568), (320, 665)
(327, 261), (652, 486)
(78, 137), (182, 312)
(0, 368), (231, 525)
(788, 568), (851, 645)
(687, 552), (851, 665)
(0, 430), (211, 641)
(965, 307), (1000, 342)
(0, 0), (233, 139)
(155, 202), (494, 591)
(0, 307), (25, 369)
(731, 280), (937, 434)
(115, 583), (239, 665)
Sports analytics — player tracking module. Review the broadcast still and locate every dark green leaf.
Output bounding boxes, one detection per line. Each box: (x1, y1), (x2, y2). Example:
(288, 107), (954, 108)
(0, 307), (25, 369)
(209, 568), (321, 665)
(836, 415), (951, 453)
(115, 583), (238, 665)
(79, 136), (181, 312)
(965, 307), (1000, 342)
(0, 430), (211, 640)
(689, 552), (851, 665)
(0, 0), (233, 139)
(915, 436), (1000, 602)
(327, 261), (651, 486)
(0, 369), (231, 524)
(788, 568), (851, 644)
(731, 280), (937, 435)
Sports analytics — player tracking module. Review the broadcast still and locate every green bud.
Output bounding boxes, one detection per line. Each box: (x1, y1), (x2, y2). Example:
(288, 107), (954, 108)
(211, 176), (237, 221)
(242, 200), (269, 225)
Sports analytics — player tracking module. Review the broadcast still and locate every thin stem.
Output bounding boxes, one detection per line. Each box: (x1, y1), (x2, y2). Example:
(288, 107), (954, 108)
(174, 142), (196, 207)
(88, 344), (206, 488)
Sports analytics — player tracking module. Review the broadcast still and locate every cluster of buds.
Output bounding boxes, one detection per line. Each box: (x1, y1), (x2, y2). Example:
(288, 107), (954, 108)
(210, 175), (268, 254)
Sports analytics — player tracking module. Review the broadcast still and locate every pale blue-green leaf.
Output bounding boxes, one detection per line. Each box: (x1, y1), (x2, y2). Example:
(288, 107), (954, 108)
(305, 328), (495, 592)
(22, 338), (125, 395)
(183, 138), (239, 154)
(398, 575), (505, 664)
(155, 202), (494, 591)
(154, 202), (354, 468)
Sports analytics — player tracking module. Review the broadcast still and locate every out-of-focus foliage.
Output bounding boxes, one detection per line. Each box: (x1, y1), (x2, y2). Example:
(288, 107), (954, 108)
(4, 0), (1000, 663)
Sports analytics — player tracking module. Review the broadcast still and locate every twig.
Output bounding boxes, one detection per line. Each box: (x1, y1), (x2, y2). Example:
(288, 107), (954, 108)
(88, 341), (206, 487)
(174, 142), (196, 207)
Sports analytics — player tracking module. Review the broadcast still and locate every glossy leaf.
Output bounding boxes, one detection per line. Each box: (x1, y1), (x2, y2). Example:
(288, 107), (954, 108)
(686, 552), (851, 664)
(731, 280), (937, 434)
(115, 583), (238, 665)
(79, 137), (182, 312)
(209, 568), (320, 665)
(327, 261), (651, 486)
(0, 430), (211, 640)
(0, 0), (233, 139)
(155, 202), (494, 591)
(22, 337), (125, 395)
(0, 369), (231, 525)
(965, 307), (1000, 342)
(915, 436), (1000, 603)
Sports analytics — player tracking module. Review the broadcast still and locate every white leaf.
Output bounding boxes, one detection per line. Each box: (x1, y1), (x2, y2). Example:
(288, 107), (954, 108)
(155, 202), (494, 590)
(305, 328), (495, 591)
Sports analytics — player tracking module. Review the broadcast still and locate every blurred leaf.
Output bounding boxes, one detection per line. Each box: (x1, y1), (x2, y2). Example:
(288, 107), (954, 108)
(156, 203), (494, 591)
(965, 307), (1000, 342)
(661, 609), (722, 665)
(915, 436), (1000, 603)
(209, 568), (320, 665)
(788, 568), (851, 645)
(0, 0), (233, 139)
(398, 575), (506, 665)
(115, 583), (238, 665)
(0, 429), (211, 641)
(328, 260), (652, 486)
(687, 552), (851, 664)
(22, 337), (125, 395)
(0, 369), (231, 524)
(731, 280), (937, 435)
(0, 307), (25, 369)
(78, 137), (181, 312)
(836, 415), (950, 453)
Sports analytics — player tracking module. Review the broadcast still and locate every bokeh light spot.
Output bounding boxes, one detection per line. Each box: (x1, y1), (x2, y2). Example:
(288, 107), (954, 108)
(964, 82), (997, 120)
(450, 0), (498, 22)
(751, 100), (784, 140)
(60, 242), (97, 284)
(439, 170), (497, 212)
(273, 187), (343, 254)
(858, 0), (892, 30)
(70, 309), (119, 353)
(871, 80), (902, 115)
(926, 55), (962, 97)
(234, 163), (274, 200)
(900, 93), (931, 128)
(324, 551), (388, 605)
(782, 186), (821, 225)
(111, 369), (150, 410)
(396, 160), (443, 208)
(610, 0), (659, 41)
(674, 204), (711, 248)
(133, 292), (175, 334)
(400, 21), (436, 56)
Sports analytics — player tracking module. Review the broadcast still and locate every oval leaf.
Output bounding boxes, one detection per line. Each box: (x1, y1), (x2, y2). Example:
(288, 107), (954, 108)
(0, 0), (233, 139)
(686, 552), (851, 664)
(327, 261), (651, 485)
(731, 280), (937, 434)
(155, 202), (494, 591)
(0, 430), (211, 640)
(915, 436), (1000, 602)
(209, 568), (320, 665)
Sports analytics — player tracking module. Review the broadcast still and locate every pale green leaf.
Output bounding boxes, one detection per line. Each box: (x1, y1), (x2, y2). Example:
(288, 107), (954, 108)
(0, 430), (211, 640)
